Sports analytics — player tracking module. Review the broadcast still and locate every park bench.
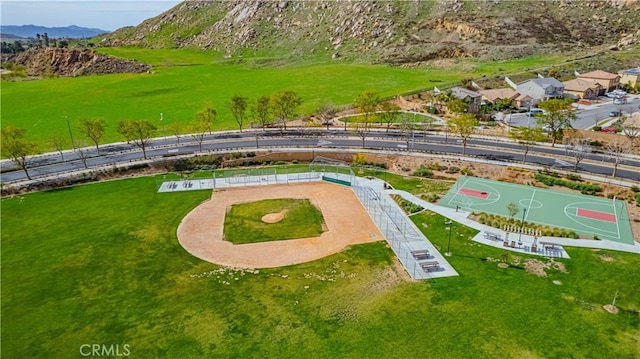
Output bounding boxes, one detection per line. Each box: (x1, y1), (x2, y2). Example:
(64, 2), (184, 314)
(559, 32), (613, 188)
(411, 249), (430, 260)
(419, 260), (440, 272)
(539, 241), (558, 250)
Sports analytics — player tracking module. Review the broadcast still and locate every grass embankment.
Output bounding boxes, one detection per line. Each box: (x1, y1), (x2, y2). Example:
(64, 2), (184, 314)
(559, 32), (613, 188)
(2, 175), (639, 358)
(0, 47), (461, 147)
(224, 198), (325, 244)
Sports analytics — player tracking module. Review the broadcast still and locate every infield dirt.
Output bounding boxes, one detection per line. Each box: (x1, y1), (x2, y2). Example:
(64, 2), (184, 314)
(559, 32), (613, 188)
(177, 182), (383, 268)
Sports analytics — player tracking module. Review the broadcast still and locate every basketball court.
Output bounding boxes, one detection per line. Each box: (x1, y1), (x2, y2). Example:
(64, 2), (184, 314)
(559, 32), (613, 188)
(439, 177), (634, 244)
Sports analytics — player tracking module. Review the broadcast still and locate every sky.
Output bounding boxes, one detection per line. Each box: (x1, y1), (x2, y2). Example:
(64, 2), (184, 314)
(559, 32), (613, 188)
(1, 0), (183, 31)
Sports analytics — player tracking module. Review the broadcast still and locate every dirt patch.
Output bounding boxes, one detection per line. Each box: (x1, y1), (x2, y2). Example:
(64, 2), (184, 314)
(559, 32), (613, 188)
(603, 304), (619, 314)
(599, 255), (616, 262)
(177, 182), (383, 268)
(524, 258), (568, 277)
(261, 210), (287, 223)
(525, 259), (548, 277)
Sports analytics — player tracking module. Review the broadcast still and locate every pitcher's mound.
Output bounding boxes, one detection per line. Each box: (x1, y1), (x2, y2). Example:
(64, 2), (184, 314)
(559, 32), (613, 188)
(262, 210), (287, 223)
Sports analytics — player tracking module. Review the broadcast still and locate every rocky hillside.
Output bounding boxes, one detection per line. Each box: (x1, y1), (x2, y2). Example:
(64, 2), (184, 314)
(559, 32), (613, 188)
(6, 48), (150, 77)
(99, 0), (640, 63)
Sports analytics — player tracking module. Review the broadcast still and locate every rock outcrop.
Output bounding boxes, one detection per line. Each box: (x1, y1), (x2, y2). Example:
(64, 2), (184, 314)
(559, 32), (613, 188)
(97, 0), (640, 64)
(7, 48), (150, 77)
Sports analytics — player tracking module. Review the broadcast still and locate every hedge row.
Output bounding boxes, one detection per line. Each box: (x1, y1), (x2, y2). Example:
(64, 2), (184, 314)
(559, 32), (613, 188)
(535, 172), (601, 195)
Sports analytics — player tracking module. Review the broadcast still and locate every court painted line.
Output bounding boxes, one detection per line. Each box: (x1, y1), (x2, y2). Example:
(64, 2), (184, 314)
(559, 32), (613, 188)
(612, 198), (621, 240)
(524, 189), (536, 221)
(448, 176), (471, 207)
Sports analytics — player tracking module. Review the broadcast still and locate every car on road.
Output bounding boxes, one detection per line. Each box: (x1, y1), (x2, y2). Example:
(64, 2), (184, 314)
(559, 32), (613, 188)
(609, 111), (622, 117)
(607, 89), (628, 98)
(600, 127), (617, 133)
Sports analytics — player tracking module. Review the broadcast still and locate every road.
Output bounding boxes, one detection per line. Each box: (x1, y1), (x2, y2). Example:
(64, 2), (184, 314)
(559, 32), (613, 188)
(505, 95), (640, 129)
(2, 129), (639, 185)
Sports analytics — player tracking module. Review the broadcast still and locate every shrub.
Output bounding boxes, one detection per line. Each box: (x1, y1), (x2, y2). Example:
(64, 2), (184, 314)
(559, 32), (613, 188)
(461, 167), (474, 176)
(631, 186), (639, 193)
(445, 166), (460, 174)
(636, 193), (640, 206)
(413, 165), (433, 178)
(564, 173), (581, 181)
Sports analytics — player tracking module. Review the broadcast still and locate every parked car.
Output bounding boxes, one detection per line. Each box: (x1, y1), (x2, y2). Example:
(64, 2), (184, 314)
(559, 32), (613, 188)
(609, 111), (622, 117)
(527, 108), (545, 116)
(613, 97), (627, 105)
(601, 127), (617, 133)
(607, 89), (628, 98)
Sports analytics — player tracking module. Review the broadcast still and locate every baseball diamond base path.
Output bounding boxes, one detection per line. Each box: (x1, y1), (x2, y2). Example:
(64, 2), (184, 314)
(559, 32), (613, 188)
(177, 182), (384, 268)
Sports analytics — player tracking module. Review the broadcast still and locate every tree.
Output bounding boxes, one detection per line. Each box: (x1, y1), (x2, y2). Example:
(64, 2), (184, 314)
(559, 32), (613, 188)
(354, 90), (380, 130)
(50, 135), (67, 160)
(74, 140), (91, 169)
(448, 113), (478, 155)
(271, 90), (302, 131)
(195, 106), (216, 134)
(350, 122), (368, 148)
(1, 126), (37, 180)
(229, 95), (248, 132)
(567, 138), (592, 172)
(316, 102), (338, 130)
(447, 99), (469, 114)
(251, 96), (272, 129)
(379, 102), (401, 132)
(506, 202), (520, 222)
(397, 113), (415, 149)
(508, 126), (546, 164)
(168, 122), (182, 144)
(78, 118), (106, 151)
(123, 120), (157, 159)
(117, 120), (134, 144)
(190, 120), (209, 152)
(605, 140), (630, 178)
(621, 118), (640, 148)
(536, 99), (577, 147)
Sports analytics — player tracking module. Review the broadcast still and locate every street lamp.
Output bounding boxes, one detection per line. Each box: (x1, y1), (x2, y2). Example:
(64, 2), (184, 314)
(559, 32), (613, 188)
(445, 220), (453, 256)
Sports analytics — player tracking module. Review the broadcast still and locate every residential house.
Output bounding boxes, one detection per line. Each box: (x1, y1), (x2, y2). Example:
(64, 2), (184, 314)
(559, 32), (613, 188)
(562, 78), (603, 100)
(618, 67), (640, 89)
(515, 77), (564, 105)
(576, 70), (620, 94)
(450, 87), (482, 113)
(478, 88), (520, 107)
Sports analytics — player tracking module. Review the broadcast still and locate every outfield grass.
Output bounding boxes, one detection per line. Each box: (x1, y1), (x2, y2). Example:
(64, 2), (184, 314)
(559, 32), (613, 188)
(223, 198), (325, 244)
(2, 175), (639, 358)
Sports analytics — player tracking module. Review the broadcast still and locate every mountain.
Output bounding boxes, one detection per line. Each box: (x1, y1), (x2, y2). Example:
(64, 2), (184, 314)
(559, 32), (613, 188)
(98, 0), (640, 64)
(0, 25), (110, 39)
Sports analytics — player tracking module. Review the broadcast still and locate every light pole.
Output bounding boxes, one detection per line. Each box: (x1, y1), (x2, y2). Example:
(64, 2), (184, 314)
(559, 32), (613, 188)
(445, 220), (453, 256)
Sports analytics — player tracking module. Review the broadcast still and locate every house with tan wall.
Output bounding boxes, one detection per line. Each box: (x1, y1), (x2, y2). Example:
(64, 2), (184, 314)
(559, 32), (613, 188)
(576, 70), (620, 94)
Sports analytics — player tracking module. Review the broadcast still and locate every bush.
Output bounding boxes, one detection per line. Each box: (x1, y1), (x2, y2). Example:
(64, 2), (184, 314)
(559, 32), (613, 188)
(461, 167), (474, 176)
(413, 165), (433, 178)
(592, 126), (602, 132)
(631, 186), (639, 193)
(445, 166), (460, 174)
(564, 173), (581, 181)
(636, 193), (640, 206)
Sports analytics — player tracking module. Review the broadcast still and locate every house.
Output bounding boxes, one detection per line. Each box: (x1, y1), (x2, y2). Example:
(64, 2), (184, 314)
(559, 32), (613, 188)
(515, 77), (564, 104)
(562, 78), (603, 100)
(576, 70), (620, 94)
(618, 67), (640, 88)
(478, 88), (520, 107)
(450, 87), (482, 113)
(513, 94), (534, 109)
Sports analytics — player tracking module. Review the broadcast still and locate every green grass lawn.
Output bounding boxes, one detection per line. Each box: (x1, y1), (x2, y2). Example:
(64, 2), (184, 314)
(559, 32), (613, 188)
(223, 198), (325, 244)
(2, 175), (639, 358)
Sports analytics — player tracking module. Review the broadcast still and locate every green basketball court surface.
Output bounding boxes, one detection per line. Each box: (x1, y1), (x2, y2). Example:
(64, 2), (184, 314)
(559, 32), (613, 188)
(439, 177), (634, 244)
